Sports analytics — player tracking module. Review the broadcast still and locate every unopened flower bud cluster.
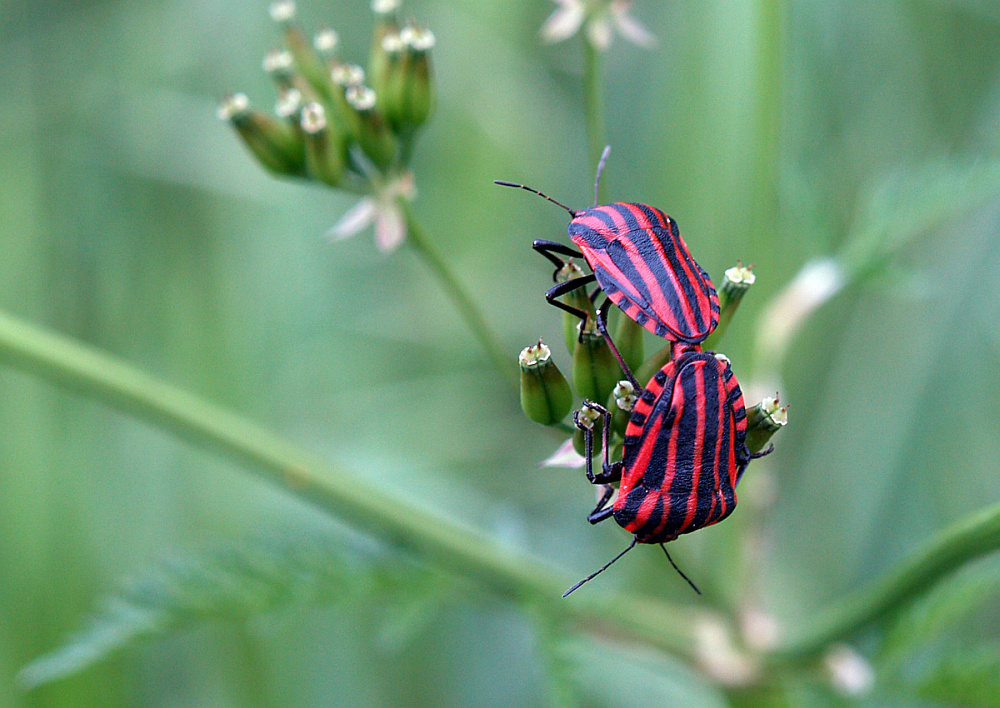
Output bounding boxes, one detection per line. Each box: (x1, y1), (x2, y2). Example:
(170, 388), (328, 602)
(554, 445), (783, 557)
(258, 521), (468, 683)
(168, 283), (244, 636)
(219, 1), (435, 252)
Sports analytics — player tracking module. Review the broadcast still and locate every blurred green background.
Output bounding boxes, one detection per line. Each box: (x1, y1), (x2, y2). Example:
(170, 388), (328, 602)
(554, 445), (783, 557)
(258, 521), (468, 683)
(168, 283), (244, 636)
(3, 0), (1000, 706)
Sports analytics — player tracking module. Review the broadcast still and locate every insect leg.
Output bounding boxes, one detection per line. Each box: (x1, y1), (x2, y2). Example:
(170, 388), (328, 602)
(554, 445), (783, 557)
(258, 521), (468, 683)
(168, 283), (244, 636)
(587, 485), (615, 524)
(594, 298), (642, 392)
(577, 400), (622, 484)
(749, 444), (774, 460)
(544, 274), (598, 339)
(533, 239), (583, 275)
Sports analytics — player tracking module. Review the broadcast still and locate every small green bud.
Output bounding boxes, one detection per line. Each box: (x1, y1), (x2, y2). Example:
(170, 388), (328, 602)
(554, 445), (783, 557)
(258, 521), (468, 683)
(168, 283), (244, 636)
(607, 380), (636, 436)
(633, 341), (675, 387)
(346, 85), (398, 170)
(397, 25), (435, 129)
(270, 1), (337, 104)
(572, 404), (603, 457)
(329, 64), (366, 141)
(218, 93), (305, 176)
(375, 24), (435, 134)
(703, 261), (756, 351)
(519, 341), (573, 426)
(369, 0), (402, 87)
(746, 394), (788, 455)
(557, 262), (596, 354)
(611, 309), (645, 373)
(300, 102), (345, 187)
(313, 28), (340, 66)
(572, 323), (620, 406)
(262, 49), (296, 91)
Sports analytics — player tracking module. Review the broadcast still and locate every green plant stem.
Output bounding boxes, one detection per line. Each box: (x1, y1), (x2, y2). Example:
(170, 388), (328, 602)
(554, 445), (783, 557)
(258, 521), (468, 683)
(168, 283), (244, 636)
(0, 307), (696, 657)
(771, 501), (1000, 661)
(749, 0), (782, 254)
(403, 206), (517, 387)
(583, 39), (605, 196)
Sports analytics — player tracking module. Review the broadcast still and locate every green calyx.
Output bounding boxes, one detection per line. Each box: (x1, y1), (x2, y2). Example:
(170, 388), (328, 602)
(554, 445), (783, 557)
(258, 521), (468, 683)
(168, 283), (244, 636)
(571, 324), (620, 405)
(746, 394), (788, 454)
(519, 341), (573, 426)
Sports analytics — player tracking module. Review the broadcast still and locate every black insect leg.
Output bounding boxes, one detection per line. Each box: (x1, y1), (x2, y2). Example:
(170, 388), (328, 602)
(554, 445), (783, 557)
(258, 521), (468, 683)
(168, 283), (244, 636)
(593, 298), (642, 392)
(587, 485), (615, 525)
(574, 401), (622, 485)
(532, 239), (583, 275)
(544, 274), (598, 339)
(749, 444), (775, 460)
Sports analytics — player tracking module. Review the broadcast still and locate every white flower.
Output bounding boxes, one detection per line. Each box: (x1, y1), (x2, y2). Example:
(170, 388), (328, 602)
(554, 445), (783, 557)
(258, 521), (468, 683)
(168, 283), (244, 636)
(541, 0), (656, 51)
(328, 172), (416, 252)
(541, 438), (586, 468)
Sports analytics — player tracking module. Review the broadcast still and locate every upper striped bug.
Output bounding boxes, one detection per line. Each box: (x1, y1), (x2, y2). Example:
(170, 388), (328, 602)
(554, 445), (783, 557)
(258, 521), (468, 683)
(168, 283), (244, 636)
(564, 306), (771, 596)
(495, 147), (720, 346)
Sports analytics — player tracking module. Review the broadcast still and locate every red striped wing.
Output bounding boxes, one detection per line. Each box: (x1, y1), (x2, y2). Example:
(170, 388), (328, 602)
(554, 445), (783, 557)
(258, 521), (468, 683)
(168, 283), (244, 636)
(568, 203), (720, 344)
(613, 351), (749, 544)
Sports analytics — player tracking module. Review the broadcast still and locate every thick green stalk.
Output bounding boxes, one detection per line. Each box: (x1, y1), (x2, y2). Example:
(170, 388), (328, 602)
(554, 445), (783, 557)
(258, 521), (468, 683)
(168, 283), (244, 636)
(772, 501), (1000, 660)
(0, 308), (696, 657)
(403, 206), (517, 387)
(583, 39), (605, 197)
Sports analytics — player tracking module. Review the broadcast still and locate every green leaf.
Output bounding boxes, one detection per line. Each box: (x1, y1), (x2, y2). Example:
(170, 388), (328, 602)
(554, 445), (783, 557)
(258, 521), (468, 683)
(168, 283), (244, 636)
(878, 559), (1000, 675)
(18, 531), (428, 690)
(917, 642), (1000, 708)
(555, 634), (729, 708)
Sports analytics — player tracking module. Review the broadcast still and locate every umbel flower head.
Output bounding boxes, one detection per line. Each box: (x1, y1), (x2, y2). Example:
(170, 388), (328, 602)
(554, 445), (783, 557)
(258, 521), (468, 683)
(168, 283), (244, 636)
(219, 1), (435, 251)
(541, 0), (656, 51)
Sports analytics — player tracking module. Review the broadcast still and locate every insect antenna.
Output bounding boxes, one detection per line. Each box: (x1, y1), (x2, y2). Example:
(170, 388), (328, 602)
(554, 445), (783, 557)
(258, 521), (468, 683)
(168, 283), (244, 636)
(493, 181), (577, 217)
(562, 537), (638, 597)
(593, 145), (611, 206)
(660, 544), (701, 595)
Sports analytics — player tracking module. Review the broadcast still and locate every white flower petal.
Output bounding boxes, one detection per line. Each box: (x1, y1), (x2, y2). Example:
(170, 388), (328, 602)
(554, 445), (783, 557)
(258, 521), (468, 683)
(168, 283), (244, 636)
(613, 5), (656, 47)
(541, 438), (586, 468)
(374, 203), (407, 252)
(327, 198), (375, 241)
(541, 4), (586, 43)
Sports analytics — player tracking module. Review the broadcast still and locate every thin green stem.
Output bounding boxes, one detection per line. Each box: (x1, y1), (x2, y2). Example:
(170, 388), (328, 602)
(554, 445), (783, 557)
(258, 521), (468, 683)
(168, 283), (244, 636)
(749, 0), (783, 254)
(0, 307), (697, 658)
(403, 205), (517, 387)
(583, 39), (605, 197)
(771, 501), (1000, 661)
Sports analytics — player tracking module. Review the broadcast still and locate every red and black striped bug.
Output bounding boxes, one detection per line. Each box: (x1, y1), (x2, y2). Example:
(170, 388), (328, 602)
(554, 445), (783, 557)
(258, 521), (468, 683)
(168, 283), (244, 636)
(495, 147), (720, 346)
(564, 306), (771, 596)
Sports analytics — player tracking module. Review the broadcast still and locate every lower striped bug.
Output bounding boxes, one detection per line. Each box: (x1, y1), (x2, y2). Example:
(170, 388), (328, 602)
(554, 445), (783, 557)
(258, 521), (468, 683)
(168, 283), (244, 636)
(565, 307), (771, 596)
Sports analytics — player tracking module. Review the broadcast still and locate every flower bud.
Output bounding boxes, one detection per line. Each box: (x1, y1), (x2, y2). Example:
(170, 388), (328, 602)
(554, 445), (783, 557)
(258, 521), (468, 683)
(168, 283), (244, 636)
(262, 49), (296, 91)
(270, 1), (337, 104)
(632, 341), (675, 388)
(607, 380), (636, 436)
(346, 85), (398, 170)
(375, 24), (435, 134)
(369, 0), (402, 87)
(703, 261), (756, 351)
(329, 63), (366, 140)
(746, 394), (788, 455)
(398, 25), (435, 129)
(313, 28), (340, 68)
(556, 263), (596, 354)
(218, 93), (305, 176)
(572, 322), (620, 406)
(611, 309), (644, 373)
(572, 404), (603, 457)
(519, 341), (574, 426)
(300, 102), (345, 187)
